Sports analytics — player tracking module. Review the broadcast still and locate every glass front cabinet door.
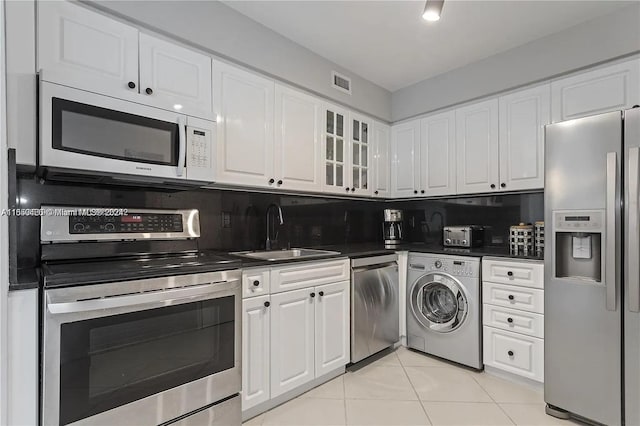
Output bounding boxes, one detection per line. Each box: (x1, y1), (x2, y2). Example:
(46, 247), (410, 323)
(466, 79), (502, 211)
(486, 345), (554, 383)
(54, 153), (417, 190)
(323, 104), (350, 194)
(350, 113), (372, 196)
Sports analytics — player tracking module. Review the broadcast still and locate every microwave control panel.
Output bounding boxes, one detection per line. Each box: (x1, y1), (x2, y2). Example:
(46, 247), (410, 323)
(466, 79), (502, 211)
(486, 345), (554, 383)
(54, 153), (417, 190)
(69, 213), (183, 234)
(187, 127), (211, 169)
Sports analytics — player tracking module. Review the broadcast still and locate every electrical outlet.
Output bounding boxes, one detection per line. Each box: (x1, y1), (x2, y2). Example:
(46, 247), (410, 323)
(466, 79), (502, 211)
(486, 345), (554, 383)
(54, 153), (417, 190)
(222, 211), (231, 228)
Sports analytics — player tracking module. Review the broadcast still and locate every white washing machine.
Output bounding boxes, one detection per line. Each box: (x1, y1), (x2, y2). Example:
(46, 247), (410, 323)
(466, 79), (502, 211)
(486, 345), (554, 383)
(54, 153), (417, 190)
(406, 253), (482, 369)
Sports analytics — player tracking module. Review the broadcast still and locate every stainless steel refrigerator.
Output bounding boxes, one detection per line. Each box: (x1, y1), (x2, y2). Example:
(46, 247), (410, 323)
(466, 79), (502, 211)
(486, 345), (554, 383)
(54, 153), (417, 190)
(544, 107), (640, 425)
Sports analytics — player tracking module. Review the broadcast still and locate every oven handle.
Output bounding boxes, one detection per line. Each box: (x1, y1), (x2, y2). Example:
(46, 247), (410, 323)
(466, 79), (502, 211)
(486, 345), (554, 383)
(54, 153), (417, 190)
(47, 281), (236, 315)
(177, 116), (186, 177)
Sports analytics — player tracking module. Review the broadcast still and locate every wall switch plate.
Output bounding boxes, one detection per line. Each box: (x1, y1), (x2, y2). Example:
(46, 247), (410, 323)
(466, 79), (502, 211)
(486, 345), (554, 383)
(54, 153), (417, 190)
(222, 211), (231, 228)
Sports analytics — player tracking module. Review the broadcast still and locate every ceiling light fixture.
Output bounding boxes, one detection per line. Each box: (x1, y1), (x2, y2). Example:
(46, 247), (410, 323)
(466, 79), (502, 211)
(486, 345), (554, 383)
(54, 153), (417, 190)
(422, 0), (444, 22)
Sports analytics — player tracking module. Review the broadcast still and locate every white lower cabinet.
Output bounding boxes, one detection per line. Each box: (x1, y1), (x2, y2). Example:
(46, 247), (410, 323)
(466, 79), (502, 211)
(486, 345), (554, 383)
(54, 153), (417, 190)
(270, 288), (316, 397)
(482, 258), (544, 383)
(242, 296), (271, 411)
(241, 261), (350, 415)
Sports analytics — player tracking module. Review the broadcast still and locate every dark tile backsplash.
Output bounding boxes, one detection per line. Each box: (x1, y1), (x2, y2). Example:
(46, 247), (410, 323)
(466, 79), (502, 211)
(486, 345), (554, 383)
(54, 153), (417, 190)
(15, 175), (543, 269)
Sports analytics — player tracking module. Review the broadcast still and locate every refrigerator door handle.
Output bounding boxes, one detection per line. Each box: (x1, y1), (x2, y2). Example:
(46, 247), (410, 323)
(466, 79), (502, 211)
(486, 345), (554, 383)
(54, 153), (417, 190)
(606, 151), (618, 311)
(629, 147), (640, 312)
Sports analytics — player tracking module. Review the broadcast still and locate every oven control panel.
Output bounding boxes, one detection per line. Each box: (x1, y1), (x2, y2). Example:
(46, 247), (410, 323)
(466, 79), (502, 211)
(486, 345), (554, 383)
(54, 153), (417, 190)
(69, 213), (183, 234)
(41, 207), (200, 242)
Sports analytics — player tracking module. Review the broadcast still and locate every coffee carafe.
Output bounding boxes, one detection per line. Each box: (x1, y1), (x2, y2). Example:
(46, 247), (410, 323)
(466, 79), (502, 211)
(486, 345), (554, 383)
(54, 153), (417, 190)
(383, 209), (403, 247)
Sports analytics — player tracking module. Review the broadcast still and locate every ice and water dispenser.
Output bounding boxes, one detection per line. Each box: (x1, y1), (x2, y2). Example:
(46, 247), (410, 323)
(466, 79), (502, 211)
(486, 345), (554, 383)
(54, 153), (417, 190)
(553, 210), (604, 282)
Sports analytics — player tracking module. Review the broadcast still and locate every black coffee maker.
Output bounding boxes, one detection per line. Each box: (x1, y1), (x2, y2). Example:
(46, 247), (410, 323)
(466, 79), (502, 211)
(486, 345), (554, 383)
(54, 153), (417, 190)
(383, 209), (403, 247)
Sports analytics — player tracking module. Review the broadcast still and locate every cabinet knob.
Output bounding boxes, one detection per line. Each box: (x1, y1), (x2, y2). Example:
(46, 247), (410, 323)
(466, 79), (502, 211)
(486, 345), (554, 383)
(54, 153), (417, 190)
(507, 271), (514, 277)
(501, 183), (506, 188)
(374, 191), (379, 195)
(345, 187), (350, 192)
(269, 178), (275, 184)
(490, 184), (496, 189)
(508, 294), (515, 300)
(277, 180), (283, 185)
(421, 190), (425, 194)
(414, 190), (418, 194)
(310, 292), (316, 298)
(264, 301), (270, 308)
(127, 81), (136, 89)
(351, 187), (355, 192)
(508, 350), (514, 357)
(319, 291), (324, 297)
(253, 280), (260, 287)
(145, 87), (153, 95)
(507, 317), (514, 323)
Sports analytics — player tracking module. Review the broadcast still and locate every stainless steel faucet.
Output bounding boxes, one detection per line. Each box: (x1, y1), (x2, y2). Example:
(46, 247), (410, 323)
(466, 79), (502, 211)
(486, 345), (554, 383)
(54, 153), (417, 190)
(265, 203), (284, 250)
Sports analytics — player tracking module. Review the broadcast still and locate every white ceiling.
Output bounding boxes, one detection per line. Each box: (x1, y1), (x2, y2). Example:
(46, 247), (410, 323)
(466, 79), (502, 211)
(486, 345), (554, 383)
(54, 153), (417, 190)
(222, 0), (634, 92)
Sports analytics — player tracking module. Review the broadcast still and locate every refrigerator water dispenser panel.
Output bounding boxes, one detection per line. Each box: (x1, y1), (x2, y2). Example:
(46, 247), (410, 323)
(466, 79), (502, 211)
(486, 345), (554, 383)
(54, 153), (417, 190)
(553, 210), (604, 282)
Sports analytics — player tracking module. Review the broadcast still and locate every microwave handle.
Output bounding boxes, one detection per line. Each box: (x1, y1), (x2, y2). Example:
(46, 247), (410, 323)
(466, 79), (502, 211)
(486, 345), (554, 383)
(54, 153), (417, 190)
(177, 116), (186, 177)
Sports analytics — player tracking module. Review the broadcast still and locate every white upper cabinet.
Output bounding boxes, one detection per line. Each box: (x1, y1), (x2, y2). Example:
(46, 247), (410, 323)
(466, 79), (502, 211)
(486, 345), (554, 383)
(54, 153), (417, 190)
(456, 99), (500, 195)
(38, 1), (139, 100)
(391, 119), (421, 197)
(420, 111), (456, 197)
(314, 281), (350, 377)
(138, 33), (212, 119)
(274, 84), (323, 193)
(349, 113), (373, 196)
(214, 61), (275, 188)
(322, 104), (350, 195)
(551, 59), (640, 123)
(242, 296), (271, 411)
(372, 121), (391, 198)
(499, 84), (550, 191)
(38, 1), (213, 118)
(270, 288), (315, 398)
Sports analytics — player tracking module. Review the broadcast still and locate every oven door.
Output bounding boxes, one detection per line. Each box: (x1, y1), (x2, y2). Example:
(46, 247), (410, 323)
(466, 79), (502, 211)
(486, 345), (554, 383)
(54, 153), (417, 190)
(40, 81), (194, 183)
(42, 270), (241, 426)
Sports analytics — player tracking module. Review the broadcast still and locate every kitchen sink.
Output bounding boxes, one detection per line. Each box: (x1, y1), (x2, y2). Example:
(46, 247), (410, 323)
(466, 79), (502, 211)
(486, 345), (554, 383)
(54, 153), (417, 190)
(230, 248), (341, 261)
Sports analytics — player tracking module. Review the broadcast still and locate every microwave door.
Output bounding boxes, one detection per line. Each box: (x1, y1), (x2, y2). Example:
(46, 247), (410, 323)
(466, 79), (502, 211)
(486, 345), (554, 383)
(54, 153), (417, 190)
(40, 81), (189, 182)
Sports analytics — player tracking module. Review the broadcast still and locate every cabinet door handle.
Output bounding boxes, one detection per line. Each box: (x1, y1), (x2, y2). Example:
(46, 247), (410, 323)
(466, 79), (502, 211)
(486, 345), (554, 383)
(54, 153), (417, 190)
(508, 350), (514, 357)
(490, 184), (496, 189)
(501, 183), (506, 188)
(421, 190), (425, 194)
(310, 292), (316, 298)
(319, 291), (324, 297)
(508, 295), (515, 300)
(145, 87), (153, 95)
(128, 81), (136, 89)
(351, 187), (355, 192)
(277, 180), (283, 185)
(264, 301), (270, 308)
(374, 191), (379, 195)
(253, 280), (260, 287)
(269, 178), (275, 185)
(413, 190), (418, 194)
(507, 271), (514, 277)
(345, 187), (350, 192)
(507, 317), (514, 323)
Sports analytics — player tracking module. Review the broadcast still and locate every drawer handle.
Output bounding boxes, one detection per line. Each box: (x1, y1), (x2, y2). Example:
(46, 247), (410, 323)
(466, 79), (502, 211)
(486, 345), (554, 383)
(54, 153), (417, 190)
(508, 350), (514, 357)
(264, 301), (270, 308)
(507, 271), (514, 277)
(310, 292), (316, 298)
(253, 280), (260, 287)
(319, 291), (324, 297)
(508, 295), (515, 301)
(507, 317), (514, 323)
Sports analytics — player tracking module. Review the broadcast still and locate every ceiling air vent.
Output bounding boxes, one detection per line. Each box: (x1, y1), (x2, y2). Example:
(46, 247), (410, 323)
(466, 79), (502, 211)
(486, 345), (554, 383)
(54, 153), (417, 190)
(332, 71), (352, 95)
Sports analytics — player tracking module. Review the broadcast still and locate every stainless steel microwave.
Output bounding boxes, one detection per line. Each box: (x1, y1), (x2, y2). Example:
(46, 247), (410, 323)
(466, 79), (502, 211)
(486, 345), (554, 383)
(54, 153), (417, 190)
(39, 80), (215, 185)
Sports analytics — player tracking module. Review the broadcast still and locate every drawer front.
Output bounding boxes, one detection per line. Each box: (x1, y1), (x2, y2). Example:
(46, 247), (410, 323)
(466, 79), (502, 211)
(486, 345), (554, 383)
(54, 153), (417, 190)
(482, 258), (543, 289)
(242, 268), (271, 298)
(271, 259), (350, 293)
(483, 304), (544, 338)
(483, 326), (544, 382)
(483, 282), (544, 314)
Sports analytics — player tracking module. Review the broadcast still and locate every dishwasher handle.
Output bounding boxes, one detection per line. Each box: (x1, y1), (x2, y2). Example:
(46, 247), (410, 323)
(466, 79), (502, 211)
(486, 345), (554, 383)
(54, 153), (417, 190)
(352, 262), (397, 274)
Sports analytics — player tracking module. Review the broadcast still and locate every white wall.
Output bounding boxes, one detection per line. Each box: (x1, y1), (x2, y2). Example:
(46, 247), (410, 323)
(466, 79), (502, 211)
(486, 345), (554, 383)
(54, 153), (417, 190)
(0, 0), (9, 423)
(88, 0), (392, 122)
(392, 3), (640, 122)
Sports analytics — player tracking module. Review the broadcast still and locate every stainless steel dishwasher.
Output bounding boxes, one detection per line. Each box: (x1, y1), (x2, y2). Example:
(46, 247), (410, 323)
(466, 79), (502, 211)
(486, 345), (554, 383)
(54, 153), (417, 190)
(351, 254), (400, 363)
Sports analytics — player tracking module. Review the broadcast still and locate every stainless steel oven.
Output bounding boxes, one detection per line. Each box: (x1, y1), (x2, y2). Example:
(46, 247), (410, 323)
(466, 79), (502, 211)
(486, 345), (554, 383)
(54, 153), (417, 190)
(39, 80), (215, 185)
(42, 270), (241, 426)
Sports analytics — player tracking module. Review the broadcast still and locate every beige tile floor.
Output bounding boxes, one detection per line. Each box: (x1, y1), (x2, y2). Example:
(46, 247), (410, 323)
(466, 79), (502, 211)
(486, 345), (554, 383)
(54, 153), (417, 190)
(243, 346), (579, 426)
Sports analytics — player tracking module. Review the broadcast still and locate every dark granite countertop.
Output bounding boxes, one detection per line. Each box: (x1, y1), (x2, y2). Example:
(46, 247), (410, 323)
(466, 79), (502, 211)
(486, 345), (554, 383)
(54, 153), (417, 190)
(9, 268), (41, 291)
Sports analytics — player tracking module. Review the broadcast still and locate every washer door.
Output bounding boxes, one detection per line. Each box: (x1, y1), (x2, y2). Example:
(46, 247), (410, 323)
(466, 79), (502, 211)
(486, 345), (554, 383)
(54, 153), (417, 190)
(410, 273), (468, 333)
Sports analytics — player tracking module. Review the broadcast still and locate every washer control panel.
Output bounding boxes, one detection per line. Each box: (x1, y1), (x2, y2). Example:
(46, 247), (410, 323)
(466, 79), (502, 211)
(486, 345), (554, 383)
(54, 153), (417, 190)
(409, 255), (480, 278)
